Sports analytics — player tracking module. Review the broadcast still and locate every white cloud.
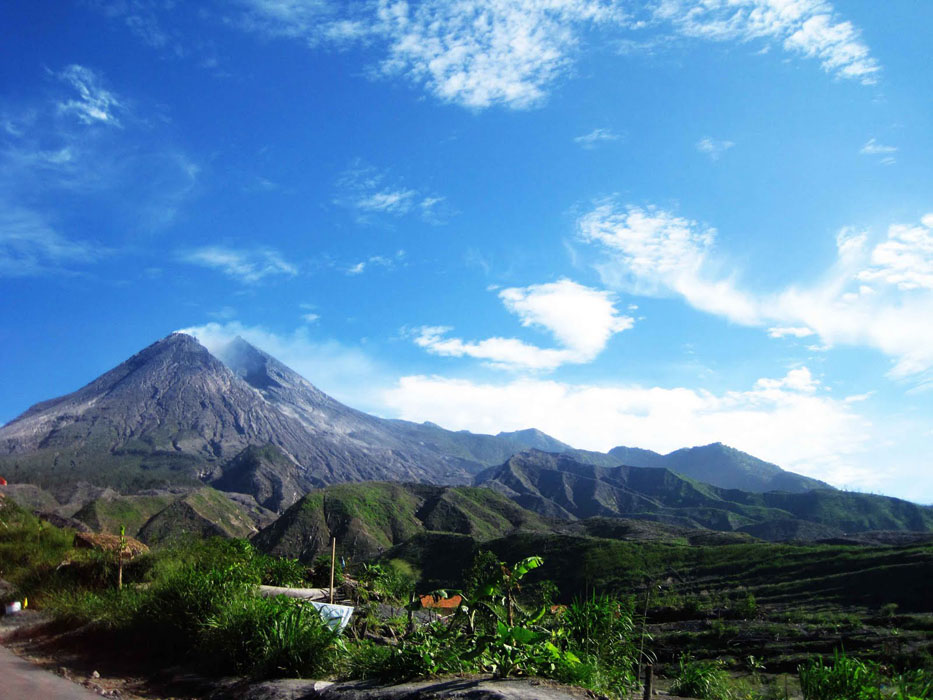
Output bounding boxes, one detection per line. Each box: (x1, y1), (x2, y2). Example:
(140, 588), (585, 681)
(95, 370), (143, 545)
(577, 202), (761, 324)
(382, 366), (875, 489)
(180, 246), (298, 283)
(413, 279), (633, 370)
(373, 0), (626, 109)
(579, 202), (933, 381)
(857, 221), (933, 291)
(55, 65), (125, 126)
(0, 205), (103, 277)
(115, 1), (879, 112)
(860, 138), (897, 156)
(696, 136), (735, 160)
(301, 312), (320, 323)
(345, 250), (406, 276)
(655, 0), (880, 85)
(335, 162), (447, 223)
(768, 326), (814, 338)
(574, 128), (621, 149)
(500, 279), (633, 357)
(356, 189), (418, 214)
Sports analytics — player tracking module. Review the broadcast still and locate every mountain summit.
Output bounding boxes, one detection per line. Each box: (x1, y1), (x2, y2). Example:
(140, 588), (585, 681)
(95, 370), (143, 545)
(1, 332), (835, 513)
(0, 333), (487, 509)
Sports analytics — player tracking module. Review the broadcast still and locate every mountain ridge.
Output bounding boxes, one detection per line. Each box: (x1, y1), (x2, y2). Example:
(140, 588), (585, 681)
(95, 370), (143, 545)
(475, 450), (933, 538)
(0, 332), (852, 519)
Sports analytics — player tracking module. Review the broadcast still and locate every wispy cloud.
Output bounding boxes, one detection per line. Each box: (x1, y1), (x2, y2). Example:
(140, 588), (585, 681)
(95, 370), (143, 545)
(0, 63), (198, 252)
(768, 326), (815, 339)
(55, 65), (125, 126)
(574, 128), (621, 149)
(107, 1), (880, 110)
(179, 246), (298, 283)
(413, 279), (633, 371)
(179, 320), (388, 411)
(579, 201), (933, 381)
(0, 206), (103, 277)
(696, 136), (735, 160)
(335, 162), (449, 223)
(860, 138), (897, 165)
(654, 0), (880, 85)
(345, 250), (406, 276)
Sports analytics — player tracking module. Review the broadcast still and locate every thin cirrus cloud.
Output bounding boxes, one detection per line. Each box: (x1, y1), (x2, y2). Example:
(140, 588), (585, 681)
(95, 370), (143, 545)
(413, 279), (634, 371)
(225, 0), (879, 110)
(696, 136), (735, 160)
(860, 138), (897, 165)
(574, 128), (621, 149)
(0, 64), (197, 275)
(578, 201), (933, 381)
(345, 250), (406, 276)
(179, 246), (298, 283)
(55, 64), (125, 126)
(0, 206), (103, 277)
(335, 162), (449, 223)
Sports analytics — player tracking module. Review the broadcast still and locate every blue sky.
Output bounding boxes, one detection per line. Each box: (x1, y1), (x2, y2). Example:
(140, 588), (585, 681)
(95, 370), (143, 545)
(2, 1), (932, 502)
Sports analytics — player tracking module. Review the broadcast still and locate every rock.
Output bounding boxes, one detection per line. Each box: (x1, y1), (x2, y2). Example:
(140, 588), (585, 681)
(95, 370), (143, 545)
(91, 670), (100, 678)
(207, 676), (595, 700)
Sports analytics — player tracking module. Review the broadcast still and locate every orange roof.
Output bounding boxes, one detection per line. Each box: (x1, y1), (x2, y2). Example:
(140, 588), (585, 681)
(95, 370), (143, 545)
(420, 593), (462, 610)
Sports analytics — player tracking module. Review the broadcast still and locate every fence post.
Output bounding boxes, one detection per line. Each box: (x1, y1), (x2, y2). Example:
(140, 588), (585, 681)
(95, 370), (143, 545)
(643, 663), (653, 700)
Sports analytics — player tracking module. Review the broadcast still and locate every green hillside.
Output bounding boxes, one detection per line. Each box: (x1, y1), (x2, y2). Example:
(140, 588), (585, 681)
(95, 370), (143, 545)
(252, 481), (551, 562)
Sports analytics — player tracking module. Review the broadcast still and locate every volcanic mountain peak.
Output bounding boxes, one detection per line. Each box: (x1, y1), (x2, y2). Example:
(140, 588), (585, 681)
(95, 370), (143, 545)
(1, 333), (231, 448)
(1, 331), (840, 516)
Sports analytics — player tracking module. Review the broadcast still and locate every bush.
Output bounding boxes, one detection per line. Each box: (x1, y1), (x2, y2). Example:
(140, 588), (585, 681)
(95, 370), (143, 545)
(203, 595), (342, 678)
(670, 656), (734, 700)
(260, 556), (306, 587)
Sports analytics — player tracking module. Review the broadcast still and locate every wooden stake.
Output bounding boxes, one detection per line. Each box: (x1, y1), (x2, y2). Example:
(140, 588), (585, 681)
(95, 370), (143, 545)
(643, 664), (653, 700)
(329, 537), (336, 604)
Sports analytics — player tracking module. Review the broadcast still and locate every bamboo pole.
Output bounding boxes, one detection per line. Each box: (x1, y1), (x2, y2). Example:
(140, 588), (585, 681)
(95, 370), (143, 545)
(329, 537), (336, 604)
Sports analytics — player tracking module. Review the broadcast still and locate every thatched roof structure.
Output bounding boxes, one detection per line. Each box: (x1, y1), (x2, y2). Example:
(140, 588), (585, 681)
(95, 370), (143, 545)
(73, 532), (149, 557)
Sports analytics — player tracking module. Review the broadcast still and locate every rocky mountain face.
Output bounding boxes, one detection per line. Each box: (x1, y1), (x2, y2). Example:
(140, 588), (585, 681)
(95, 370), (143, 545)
(475, 450), (933, 537)
(0, 332), (838, 519)
(0, 334), (492, 509)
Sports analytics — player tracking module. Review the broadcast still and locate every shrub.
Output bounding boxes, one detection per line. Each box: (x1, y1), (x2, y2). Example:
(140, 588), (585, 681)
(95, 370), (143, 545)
(260, 556), (306, 587)
(798, 651), (882, 700)
(203, 595), (342, 678)
(670, 656), (734, 700)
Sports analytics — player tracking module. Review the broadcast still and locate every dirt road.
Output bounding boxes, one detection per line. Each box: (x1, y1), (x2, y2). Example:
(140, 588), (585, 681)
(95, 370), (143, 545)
(0, 642), (105, 699)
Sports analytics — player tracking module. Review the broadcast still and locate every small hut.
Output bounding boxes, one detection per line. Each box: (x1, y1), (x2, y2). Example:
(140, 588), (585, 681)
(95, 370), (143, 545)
(73, 532), (149, 558)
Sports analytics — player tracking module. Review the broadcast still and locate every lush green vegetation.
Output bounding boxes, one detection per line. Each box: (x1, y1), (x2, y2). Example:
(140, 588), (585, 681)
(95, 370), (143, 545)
(2, 492), (932, 699)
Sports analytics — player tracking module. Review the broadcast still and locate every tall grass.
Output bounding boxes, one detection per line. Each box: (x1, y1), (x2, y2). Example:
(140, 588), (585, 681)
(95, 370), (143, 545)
(670, 656), (735, 700)
(799, 651), (933, 700)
